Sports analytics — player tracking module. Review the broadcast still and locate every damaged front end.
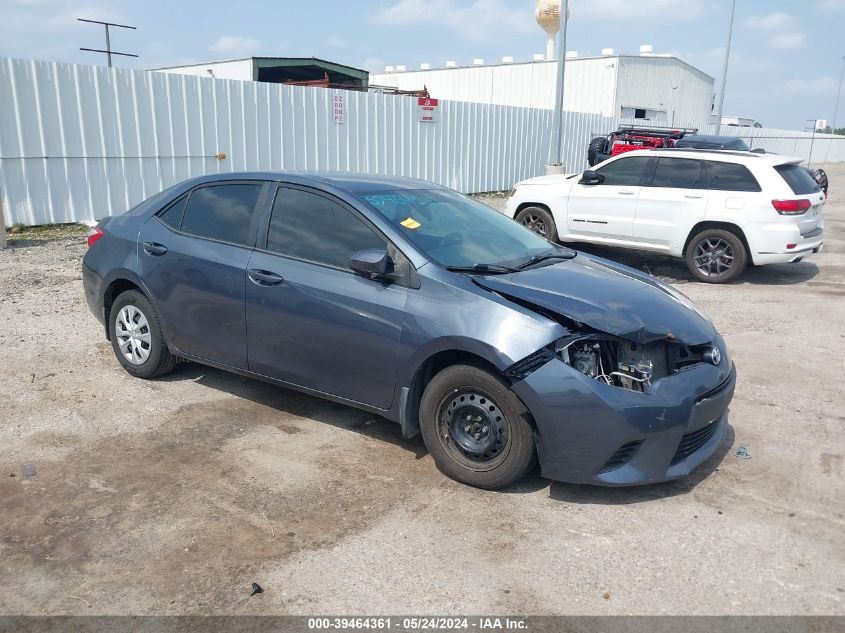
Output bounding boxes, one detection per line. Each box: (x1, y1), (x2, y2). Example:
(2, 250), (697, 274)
(503, 317), (734, 486)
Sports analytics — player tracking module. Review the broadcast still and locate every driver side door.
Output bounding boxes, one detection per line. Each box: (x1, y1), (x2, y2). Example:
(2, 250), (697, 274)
(566, 155), (652, 240)
(245, 184), (410, 409)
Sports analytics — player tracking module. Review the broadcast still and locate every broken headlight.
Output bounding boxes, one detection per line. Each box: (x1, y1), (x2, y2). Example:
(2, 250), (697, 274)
(555, 335), (668, 392)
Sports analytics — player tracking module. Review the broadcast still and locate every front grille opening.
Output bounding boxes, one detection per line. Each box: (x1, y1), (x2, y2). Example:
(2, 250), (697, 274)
(598, 440), (644, 474)
(672, 420), (719, 464)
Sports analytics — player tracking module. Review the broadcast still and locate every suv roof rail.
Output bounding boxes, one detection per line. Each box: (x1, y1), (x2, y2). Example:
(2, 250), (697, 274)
(659, 148), (761, 158)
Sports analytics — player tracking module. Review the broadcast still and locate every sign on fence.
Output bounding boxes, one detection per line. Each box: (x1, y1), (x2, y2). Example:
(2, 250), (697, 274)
(333, 94), (344, 124)
(419, 97), (438, 123)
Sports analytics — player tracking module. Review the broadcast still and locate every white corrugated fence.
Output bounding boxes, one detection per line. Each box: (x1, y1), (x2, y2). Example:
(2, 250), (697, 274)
(1, 56), (843, 226)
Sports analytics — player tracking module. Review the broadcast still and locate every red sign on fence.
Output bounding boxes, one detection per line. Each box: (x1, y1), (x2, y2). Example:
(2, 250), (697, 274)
(418, 97), (438, 123)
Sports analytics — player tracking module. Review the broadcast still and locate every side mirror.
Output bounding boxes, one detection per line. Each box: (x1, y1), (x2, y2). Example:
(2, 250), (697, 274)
(579, 170), (604, 185)
(349, 248), (391, 278)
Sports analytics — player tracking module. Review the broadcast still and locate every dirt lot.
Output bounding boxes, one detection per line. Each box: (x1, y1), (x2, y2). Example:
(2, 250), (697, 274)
(1, 165), (843, 616)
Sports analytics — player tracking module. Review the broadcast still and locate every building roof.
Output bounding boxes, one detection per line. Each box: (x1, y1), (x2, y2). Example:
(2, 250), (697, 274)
(150, 56), (369, 81)
(379, 55), (714, 83)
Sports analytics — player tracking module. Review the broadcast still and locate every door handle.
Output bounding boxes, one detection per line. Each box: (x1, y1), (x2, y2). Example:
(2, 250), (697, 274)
(248, 269), (284, 286)
(618, 190), (635, 195)
(143, 242), (168, 256)
(684, 195), (704, 199)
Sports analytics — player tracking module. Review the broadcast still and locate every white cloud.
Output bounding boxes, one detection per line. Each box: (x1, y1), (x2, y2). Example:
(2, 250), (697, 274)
(818, 0), (845, 12)
(362, 57), (386, 72)
(744, 12), (792, 30)
(769, 32), (805, 50)
(371, 0), (534, 41)
(786, 77), (839, 95)
(326, 36), (347, 49)
(570, 0), (712, 22)
(209, 35), (260, 55)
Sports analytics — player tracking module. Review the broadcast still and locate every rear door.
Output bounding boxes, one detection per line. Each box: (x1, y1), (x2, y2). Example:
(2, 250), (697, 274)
(566, 155), (651, 240)
(138, 181), (269, 369)
(634, 157), (708, 247)
(245, 185), (409, 409)
(773, 163), (826, 236)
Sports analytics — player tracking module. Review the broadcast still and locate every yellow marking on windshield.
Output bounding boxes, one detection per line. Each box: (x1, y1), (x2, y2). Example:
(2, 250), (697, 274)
(400, 217), (422, 230)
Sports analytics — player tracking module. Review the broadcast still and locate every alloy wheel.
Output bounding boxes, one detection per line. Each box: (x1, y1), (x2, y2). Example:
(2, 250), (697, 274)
(519, 214), (547, 237)
(693, 237), (735, 279)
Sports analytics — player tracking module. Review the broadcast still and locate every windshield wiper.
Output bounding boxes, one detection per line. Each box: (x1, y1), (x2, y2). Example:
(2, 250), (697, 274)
(445, 263), (519, 275)
(516, 251), (577, 270)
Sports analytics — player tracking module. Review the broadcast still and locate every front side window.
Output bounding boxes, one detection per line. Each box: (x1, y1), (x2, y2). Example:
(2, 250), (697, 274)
(358, 188), (564, 269)
(268, 188), (385, 269)
(705, 161), (761, 192)
(595, 156), (651, 186)
(649, 158), (705, 189)
(181, 183), (264, 246)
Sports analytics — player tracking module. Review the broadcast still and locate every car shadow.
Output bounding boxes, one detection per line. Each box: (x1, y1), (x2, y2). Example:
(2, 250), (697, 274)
(569, 243), (820, 286)
(547, 423), (735, 505)
(158, 361), (430, 460)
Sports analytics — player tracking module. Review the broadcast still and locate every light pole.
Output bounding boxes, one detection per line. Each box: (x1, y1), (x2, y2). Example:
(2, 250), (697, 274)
(833, 55), (845, 133)
(552, 0), (570, 167)
(712, 0), (736, 136)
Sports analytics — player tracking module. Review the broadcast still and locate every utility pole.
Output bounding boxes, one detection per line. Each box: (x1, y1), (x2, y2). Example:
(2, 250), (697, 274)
(552, 0), (570, 166)
(712, 0), (736, 136)
(78, 18), (138, 67)
(833, 55), (845, 133)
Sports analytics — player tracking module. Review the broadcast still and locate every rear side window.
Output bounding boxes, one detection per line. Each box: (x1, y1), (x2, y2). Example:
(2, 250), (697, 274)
(158, 195), (187, 229)
(775, 164), (821, 195)
(595, 156), (651, 186)
(181, 184), (264, 246)
(705, 161), (761, 192)
(649, 158), (705, 189)
(267, 187), (385, 269)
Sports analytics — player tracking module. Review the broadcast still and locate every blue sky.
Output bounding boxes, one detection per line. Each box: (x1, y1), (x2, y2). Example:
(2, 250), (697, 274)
(1, 0), (844, 129)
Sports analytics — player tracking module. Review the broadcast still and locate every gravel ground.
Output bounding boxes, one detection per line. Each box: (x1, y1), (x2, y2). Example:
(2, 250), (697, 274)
(1, 165), (844, 616)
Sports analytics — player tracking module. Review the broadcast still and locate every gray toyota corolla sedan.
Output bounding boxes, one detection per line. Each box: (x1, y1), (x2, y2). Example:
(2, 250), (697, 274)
(82, 172), (735, 489)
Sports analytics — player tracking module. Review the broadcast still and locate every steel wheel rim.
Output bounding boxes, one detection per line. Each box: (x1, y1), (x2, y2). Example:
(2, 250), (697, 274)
(519, 214), (547, 237)
(693, 238), (735, 278)
(114, 305), (152, 365)
(436, 389), (511, 472)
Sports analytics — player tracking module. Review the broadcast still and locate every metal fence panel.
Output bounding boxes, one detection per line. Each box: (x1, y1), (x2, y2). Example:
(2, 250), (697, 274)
(1, 56), (843, 226)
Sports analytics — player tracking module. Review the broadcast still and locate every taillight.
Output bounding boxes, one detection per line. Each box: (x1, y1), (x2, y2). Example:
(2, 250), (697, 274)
(772, 199), (811, 215)
(86, 226), (104, 248)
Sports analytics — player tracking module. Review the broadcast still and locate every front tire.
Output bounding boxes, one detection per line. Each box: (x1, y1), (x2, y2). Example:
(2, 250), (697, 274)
(515, 206), (558, 242)
(110, 290), (178, 378)
(685, 229), (747, 283)
(420, 364), (537, 489)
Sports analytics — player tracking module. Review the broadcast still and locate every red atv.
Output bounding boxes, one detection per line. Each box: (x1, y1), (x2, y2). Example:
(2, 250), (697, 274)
(587, 125), (698, 166)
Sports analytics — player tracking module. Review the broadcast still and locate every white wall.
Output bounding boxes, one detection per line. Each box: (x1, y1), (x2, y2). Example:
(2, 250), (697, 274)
(372, 56), (711, 121)
(615, 56), (714, 125)
(154, 59), (253, 81)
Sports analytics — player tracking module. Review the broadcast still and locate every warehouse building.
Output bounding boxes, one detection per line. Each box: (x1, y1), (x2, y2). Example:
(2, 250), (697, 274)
(370, 46), (715, 125)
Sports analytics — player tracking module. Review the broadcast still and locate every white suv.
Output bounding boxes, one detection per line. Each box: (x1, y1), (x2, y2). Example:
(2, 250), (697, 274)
(505, 149), (825, 283)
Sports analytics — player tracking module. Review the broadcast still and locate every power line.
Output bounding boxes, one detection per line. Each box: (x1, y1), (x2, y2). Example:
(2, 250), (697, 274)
(78, 18), (138, 68)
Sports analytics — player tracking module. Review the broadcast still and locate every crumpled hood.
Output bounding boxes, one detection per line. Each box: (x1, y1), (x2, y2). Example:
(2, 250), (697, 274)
(474, 255), (715, 346)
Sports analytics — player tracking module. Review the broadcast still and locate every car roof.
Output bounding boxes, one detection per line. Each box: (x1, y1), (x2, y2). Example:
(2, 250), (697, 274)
(178, 170), (443, 193)
(643, 148), (803, 165)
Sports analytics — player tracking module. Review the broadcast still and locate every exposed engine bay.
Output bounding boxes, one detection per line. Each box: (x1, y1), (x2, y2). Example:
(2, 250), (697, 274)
(556, 335), (667, 392)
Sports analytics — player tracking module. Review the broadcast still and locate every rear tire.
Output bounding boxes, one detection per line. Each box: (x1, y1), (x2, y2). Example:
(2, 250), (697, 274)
(515, 206), (558, 242)
(685, 229), (747, 284)
(588, 136), (610, 167)
(420, 364), (537, 490)
(109, 290), (178, 379)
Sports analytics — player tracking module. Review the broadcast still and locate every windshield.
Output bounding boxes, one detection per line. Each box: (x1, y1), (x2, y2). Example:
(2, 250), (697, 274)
(358, 189), (570, 269)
